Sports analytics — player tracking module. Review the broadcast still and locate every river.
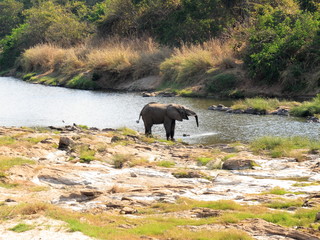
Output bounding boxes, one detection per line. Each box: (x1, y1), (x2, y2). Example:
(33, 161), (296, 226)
(0, 77), (319, 144)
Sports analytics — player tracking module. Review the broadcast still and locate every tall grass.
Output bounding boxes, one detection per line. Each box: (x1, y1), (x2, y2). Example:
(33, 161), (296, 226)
(20, 37), (171, 81)
(231, 97), (298, 112)
(160, 39), (236, 85)
(290, 94), (320, 117)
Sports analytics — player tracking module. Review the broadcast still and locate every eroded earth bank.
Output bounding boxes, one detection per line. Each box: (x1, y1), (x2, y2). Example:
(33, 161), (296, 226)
(0, 126), (320, 240)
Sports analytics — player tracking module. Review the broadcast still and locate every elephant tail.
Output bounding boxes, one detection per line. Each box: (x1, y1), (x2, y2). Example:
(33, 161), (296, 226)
(136, 112), (142, 124)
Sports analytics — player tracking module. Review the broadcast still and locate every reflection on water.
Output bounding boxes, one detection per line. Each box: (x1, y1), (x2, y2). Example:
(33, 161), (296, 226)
(0, 77), (319, 144)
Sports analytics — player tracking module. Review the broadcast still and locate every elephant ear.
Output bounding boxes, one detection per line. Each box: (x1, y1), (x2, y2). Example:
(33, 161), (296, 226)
(167, 104), (184, 121)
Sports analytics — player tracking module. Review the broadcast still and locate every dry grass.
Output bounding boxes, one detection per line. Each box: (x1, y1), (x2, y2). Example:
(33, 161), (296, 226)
(21, 37), (170, 81)
(160, 39), (236, 85)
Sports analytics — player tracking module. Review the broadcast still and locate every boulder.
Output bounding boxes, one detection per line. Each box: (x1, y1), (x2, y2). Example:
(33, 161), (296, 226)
(222, 159), (256, 170)
(58, 136), (74, 150)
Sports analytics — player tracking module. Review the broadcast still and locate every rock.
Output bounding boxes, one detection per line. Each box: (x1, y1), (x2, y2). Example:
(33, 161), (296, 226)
(142, 92), (155, 97)
(58, 136), (74, 150)
(244, 107), (255, 114)
(120, 207), (137, 214)
(233, 109), (244, 114)
(303, 194), (320, 207)
(111, 136), (125, 142)
(130, 172), (138, 177)
(192, 208), (221, 218)
(222, 159), (256, 170)
(307, 116), (320, 123)
(208, 105), (217, 110)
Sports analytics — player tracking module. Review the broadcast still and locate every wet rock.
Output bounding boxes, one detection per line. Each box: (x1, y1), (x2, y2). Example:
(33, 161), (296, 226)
(270, 108), (290, 116)
(58, 136), (74, 150)
(222, 159), (256, 170)
(142, 92), (155, 97)
(208, 105), (217, 110)
(307, 116), (320, 123)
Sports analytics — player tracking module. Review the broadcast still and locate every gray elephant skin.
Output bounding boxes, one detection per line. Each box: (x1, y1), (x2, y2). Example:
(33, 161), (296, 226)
(137, 102), (199, 140)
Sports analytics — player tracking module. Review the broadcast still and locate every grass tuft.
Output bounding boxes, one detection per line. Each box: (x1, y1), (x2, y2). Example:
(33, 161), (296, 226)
(10, 223), (34, 233)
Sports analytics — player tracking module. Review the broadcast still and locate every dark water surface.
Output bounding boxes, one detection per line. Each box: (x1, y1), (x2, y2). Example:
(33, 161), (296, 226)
(1, 77), (319, 144)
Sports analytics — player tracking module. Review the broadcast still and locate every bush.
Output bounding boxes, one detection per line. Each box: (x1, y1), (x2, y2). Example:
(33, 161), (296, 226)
(245, 9), (320, 85)
(206, 73), (237, 93)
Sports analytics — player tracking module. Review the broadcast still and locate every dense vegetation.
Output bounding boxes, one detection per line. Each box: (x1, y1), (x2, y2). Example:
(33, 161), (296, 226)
(0, 0), (319, 96)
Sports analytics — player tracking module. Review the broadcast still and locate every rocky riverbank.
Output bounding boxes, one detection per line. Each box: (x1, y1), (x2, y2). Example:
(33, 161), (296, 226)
(0, 126), (320, 239)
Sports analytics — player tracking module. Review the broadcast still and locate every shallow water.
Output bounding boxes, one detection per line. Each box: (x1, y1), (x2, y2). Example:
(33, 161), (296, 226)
(0, 77), (319, 144)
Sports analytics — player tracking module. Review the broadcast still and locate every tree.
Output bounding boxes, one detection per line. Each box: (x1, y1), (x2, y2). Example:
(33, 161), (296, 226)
(0, 0), (23, 38)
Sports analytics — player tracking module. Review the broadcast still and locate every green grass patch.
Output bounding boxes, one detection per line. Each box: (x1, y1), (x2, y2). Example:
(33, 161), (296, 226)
(22, 72), (37, 81)
(290, 94), (320, 117)
(37, 76), (59, 85)
(0, 182), (19, 188)
(79, 146), (95, 163)
(250, 136), (320, 159)
(0, 156), (35, 178)
(10, 223), (34, 233)
(266, 198), (304, 209)
(231, 97), (298, 112)
(118, 127), (137, 136)
(156, 160), (175, 168)
(196, 157), (212, 166)
(0, 136), (16, 145)
(66, 75), (98, 90)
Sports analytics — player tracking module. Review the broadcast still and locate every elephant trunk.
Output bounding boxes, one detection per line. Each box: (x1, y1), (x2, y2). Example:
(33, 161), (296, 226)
(195, 115), (199, 127)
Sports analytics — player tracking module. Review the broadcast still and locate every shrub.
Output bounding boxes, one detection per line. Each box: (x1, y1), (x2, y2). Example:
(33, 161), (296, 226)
(245, 8), (320, 86)
(206, 73), (237, 93)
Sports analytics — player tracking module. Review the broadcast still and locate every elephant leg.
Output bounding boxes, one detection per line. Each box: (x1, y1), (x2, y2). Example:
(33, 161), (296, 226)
(164, 118), (172, 140)
(144, 122), (152, 136)
(170, 120), (176, 140)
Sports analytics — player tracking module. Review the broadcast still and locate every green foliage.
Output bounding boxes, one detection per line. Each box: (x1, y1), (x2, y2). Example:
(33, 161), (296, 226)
(245, 8), (320, 86)
(206, 73), (237, 93)
(0, 0), (23, 38)
(66, 75), (98, 90)
(290, 94), (320, 117)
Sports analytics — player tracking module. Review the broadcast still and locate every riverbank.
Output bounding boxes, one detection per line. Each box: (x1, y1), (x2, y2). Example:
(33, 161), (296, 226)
(1, 126), (320, 239)
(3, 37), (317, 100)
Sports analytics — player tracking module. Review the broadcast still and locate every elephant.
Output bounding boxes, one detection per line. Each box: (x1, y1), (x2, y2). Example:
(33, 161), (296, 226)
(137, 102), (199, 140)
